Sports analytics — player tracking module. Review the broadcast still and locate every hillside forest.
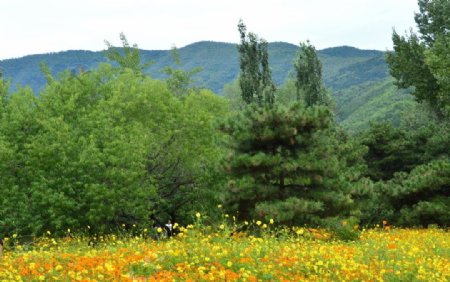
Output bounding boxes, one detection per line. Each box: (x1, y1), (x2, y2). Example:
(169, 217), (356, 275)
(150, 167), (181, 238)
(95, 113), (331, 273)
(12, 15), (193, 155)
(0, 0), (448, 240)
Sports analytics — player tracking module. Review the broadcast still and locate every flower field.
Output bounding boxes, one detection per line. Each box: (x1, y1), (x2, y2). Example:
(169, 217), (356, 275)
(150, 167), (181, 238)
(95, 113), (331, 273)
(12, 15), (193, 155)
(0, 225), (448, 281)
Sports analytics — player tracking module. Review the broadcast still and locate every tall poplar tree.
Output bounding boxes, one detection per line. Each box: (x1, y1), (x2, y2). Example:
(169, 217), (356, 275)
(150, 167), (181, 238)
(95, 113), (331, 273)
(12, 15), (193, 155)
(294, 41), (331, 107)
(237, 20), (276, 107)
(222, 23), (363, 227)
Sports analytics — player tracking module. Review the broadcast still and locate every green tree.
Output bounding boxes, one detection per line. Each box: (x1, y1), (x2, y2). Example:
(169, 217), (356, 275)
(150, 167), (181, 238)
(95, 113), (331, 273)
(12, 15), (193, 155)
(104, 32), (153, 74)
(237, 20), (276, 107)
(0, 60), (229, 237)
(360, 123), (421, 181)
(222, 78), (244, 112)
(294, 41), (332, 107)
(386, 0), (450, 117)
(162, 46), (203, 96)
(221, 103), (361, 225)
(378, 159), (450, 227)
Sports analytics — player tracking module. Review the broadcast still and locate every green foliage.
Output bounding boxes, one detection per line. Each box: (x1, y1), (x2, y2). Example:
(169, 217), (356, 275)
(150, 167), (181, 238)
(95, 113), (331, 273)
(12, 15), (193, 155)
(0, 60), (228, 238)
(425, 33), (450, 115)
(294, 41), (331, 107)
(222, 79), (244, 112)
(221, 103), (363, 226)
(1, 42), (412, 132)
(386, 0), (450, 117)
(379, 159), (450, 227)
(414, 0), (450, 46)
(104, 32), (154, 74)
(162, 47), (203, 96)
(237, 20), (276, 107)
(360, 123), (420, 181)
(356, 107), (450, 226)
(322, 217), (361, 241)
(386, 32), (439, 111)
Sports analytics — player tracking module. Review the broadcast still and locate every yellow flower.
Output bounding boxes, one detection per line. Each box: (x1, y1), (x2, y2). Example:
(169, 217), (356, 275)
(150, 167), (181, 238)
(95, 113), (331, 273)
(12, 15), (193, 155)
(219, 224), (225, 230)
(196, 212), (201, 218)
(262, 224), (268, 229)
(227, 261), (233, 267)
(256, 220), (262, 226)
(217, 204), (222, 208)
(269, 219), (274, 224)
(157, 227), (163, 233)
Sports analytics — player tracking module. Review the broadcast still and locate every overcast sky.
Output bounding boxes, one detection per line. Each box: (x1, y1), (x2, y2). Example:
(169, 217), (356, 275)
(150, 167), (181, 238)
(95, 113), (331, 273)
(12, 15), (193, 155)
(0, 0), (419, 60)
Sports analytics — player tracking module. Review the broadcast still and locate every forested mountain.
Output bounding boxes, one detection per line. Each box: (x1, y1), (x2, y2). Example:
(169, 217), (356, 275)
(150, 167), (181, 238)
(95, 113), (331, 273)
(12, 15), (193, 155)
(0, 41), (410, 130)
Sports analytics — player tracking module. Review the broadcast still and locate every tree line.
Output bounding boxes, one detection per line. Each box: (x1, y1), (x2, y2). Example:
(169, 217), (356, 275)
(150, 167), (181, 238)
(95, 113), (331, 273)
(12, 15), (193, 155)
(0, 0), (448, 240)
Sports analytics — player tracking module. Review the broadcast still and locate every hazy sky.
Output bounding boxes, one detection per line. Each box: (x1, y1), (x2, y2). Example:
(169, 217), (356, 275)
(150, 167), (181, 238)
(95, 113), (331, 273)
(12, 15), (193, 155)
(1, 0), (419, 60)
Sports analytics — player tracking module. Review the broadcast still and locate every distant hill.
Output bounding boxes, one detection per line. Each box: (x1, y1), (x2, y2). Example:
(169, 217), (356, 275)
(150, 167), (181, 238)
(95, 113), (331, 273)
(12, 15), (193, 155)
(0, 41), (412, 131)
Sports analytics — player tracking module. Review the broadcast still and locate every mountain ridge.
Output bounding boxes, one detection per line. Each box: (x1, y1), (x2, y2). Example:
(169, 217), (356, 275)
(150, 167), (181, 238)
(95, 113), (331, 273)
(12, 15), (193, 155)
(0, 41), (411, 131)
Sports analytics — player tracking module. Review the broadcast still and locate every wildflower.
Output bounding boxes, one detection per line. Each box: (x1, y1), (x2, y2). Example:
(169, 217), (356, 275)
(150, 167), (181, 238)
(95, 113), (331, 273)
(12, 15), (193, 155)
(244, 221), (249, 225)
(262, 224), (268, 229)
(157, 227), (163, 233)
(12, 234), (17, 238)
(256, 220), (262, 226)
(196, 212), (201, 218)
(269, 219), (274, 224)
(219, 224), (225, 230)
(217, 204), (222, 208)
(296, 228), (304, 235)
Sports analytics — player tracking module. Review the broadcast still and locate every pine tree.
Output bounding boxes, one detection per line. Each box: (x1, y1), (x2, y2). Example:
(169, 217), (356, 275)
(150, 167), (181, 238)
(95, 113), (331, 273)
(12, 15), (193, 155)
(379, 159), (450, 227)
(221, 103), (358, 225)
